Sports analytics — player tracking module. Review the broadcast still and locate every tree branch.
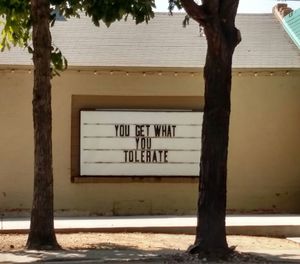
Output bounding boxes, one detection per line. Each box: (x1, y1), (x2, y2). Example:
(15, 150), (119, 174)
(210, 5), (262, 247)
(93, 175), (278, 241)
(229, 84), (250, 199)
(202, 0), (220, 15)
(219, 0), (241, 47)
(180, 0), (208, 25)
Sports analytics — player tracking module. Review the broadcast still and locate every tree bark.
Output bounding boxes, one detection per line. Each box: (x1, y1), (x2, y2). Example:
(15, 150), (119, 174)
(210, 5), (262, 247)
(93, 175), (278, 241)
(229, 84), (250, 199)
(180, 0), (241, 256)
(26, 0), (59, 250)
(191, 27), (237, 255)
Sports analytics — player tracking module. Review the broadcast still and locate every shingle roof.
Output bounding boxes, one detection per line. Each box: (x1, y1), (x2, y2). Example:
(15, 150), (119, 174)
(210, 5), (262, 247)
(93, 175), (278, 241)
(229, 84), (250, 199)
(1, 13), (300, 68)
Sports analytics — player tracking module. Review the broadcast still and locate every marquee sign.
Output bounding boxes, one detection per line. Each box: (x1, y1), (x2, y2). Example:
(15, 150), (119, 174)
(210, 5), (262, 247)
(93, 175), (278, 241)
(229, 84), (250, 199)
(80, 110), (203, 176)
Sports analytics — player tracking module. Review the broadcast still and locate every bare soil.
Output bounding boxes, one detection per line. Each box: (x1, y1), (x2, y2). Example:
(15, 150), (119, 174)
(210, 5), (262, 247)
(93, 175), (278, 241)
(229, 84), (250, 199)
(1, 233), (299, 252)
(1, 233), (300, 262)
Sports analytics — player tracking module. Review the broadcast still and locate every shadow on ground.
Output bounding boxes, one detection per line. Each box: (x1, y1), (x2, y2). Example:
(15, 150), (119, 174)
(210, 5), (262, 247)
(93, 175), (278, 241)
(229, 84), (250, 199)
(0, 242), (176, 263)
(1, 242), (299, 263)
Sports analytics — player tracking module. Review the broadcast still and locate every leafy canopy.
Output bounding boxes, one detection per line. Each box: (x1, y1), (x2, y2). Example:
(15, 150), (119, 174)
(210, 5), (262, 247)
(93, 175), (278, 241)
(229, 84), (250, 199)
(0, 0), (30, 51)
(0, 0), (155, 74)
(168, 0), (182, 13)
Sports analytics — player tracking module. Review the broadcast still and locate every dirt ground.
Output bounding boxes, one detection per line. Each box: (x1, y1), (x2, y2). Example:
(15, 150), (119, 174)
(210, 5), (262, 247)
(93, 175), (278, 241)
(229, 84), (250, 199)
(1, 233), (300, 254)
(0, 233), (300, 264)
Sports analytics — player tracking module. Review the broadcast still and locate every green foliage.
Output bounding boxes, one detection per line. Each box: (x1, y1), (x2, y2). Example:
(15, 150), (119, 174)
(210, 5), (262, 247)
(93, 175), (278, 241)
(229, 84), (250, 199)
(50, 45), (68, 76)
(51, 0), (155, 27)
(168, 0), (182, 14)
(0, 0), (155, 75)
(0, 0), (66, 76)
(168, 0), (190, 27)
(0, 0), (31, 51)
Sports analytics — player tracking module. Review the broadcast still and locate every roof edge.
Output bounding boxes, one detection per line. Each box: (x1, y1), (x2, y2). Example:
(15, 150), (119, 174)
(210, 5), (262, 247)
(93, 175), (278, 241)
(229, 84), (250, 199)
(273, 4), (300, 49)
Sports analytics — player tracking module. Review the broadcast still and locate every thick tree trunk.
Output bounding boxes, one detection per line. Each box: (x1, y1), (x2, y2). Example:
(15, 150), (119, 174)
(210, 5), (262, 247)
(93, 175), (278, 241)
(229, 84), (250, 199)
(26, 0), (59, 250)
(178, 0), (241, 257)
(189, 18), (240, 256)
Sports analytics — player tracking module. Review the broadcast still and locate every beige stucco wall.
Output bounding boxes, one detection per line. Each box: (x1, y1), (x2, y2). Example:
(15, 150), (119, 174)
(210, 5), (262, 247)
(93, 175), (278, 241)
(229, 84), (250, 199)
(228, 71), (300, 213)
(0, 68), (299, 216)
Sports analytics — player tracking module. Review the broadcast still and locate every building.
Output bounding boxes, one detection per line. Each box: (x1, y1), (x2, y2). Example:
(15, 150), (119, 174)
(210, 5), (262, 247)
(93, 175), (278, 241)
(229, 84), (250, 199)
(0, 7), (300, 216)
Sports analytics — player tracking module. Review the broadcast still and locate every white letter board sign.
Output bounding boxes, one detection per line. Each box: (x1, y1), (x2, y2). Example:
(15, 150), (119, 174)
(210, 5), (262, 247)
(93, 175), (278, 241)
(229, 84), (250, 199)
(80, 110), (203, 176)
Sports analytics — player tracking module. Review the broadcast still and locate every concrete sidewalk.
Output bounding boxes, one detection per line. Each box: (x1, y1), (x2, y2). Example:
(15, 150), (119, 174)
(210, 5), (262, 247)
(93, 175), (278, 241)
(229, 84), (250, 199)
(1, 214), (300, 237)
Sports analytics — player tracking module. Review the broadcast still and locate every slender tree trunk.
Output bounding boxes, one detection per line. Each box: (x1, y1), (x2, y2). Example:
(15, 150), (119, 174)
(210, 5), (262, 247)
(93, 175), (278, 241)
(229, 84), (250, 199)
(26, 0), (59, 250)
